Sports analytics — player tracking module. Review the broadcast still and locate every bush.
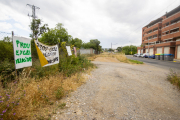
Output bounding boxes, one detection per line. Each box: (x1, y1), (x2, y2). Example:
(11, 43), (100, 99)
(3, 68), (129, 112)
(58, 54), (93, 77)
(167, 69), (180, 89)
(0, 59), (15, 88)
(55, 87), (64, 99)
(128, 59), (143, 64)
(30, 60), (59, 79)
(0, 41), (14, 62)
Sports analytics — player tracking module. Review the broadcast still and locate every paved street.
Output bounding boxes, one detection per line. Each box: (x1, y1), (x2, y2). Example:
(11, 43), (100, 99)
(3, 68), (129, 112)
(126, 55), (180, 71)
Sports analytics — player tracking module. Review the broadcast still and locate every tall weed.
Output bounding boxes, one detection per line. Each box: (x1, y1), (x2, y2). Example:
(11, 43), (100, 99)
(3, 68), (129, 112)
(167, 69), (180, 89)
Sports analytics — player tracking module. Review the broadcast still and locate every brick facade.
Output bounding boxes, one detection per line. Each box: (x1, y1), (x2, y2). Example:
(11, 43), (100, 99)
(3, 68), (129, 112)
(138, 6), (180, 59)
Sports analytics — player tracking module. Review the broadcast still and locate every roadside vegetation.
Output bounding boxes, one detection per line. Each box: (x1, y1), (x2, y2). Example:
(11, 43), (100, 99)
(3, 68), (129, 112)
(0, 21), (96, 119)
(103, 45), (137, 55)
(88, 52), (143, 64)
(167, 69), (180, 89)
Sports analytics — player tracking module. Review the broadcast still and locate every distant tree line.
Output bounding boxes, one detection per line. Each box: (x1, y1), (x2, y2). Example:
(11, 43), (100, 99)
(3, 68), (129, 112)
(30, 19), (102, 57)
(103, 45), (137, 55)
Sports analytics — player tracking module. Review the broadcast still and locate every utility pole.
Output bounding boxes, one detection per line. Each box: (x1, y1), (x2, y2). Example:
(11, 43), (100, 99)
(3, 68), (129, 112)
(111, 43), (112, 53)
(27, 4), (40, 40)
(111, 43), (117, 53)
(129, 41), (132, 55)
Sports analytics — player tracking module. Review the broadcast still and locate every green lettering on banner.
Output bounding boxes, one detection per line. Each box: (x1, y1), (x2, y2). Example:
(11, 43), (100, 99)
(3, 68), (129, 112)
(16, 40), (20, 47)
(26, 57), (32, 62)
(16, 40), (30, 49)
(15, 57), (32, 64)
(20, 50), (23, 55)
(20, 42), (23, 48)
(23, 50), (31, 55)
(16, 50), (19, 56)
(22, 58), (26, 62)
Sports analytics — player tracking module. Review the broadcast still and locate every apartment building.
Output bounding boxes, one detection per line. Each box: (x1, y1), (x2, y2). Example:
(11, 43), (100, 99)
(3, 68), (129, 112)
(137, 5), (180, 59)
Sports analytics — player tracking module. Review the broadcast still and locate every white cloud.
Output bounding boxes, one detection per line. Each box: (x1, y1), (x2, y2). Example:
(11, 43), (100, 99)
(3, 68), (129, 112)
(14, 23), (29, 31)
(0, 22), (12, 31)
(0, 0), (180, 48)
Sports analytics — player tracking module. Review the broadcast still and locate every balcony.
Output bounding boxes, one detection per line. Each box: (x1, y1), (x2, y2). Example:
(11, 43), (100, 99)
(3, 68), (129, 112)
(155, 41), (176, 47)
(144, 45), (155, 48)
(142, 37), (160, 44)
(163, 12), (180, 23)
(144, 22), (162, 33)
(145, 30), (161, 39)
(162, 31), (180, 40)
(162, 21), (180, 32)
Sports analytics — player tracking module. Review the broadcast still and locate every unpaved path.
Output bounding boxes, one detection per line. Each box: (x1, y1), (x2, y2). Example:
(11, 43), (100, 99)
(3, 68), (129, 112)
(53, 59), (180, 120)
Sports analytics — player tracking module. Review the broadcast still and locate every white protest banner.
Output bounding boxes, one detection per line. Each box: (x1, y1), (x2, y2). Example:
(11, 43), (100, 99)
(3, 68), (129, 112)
(13, 36), (32, 69)
(34, 40), (59, 67)
(66, 46), (72, 56)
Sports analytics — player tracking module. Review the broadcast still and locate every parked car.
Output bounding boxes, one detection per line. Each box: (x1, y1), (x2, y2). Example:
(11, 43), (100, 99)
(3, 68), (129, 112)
(141, 53), (150, 58)
(137, 53), (142, 57)
(133, 54), (138, 57)
(148, 55), (155, 59)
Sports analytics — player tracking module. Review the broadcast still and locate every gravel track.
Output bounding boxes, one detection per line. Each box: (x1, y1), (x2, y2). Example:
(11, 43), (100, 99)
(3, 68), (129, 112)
(53, 61), (180, 120)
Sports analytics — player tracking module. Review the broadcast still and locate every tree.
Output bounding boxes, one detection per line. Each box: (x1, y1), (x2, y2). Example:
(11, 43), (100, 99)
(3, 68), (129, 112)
(108, 48), (114, 52)
(122, 45), (137, 55)
(70, 38), (82, 49)
(82, 39), (102, 54)
(3, 36), (11, 42)
(39, 23), (69, 45)
(29, 19), (49, 40)
(116, 47), (122, 52)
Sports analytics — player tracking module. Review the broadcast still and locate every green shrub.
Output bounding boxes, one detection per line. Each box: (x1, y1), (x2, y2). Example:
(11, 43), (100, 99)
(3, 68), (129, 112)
(0, 41), (14, 62)
(55, 87), (64, 99)
(58, 103), (66, 109)
(0, 59), (15, 88)
(167, 69), (180, 89)
(128, 59), (143, 64)
(30, 60), (58, 79)
(58, 54), (94, 77)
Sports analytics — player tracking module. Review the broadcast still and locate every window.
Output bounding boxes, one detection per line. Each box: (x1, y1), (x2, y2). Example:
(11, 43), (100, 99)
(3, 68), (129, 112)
(165, 22), (169, 26)
(148, 30), (152, 34)
(148, 36), (152, 40)
(170, 28), (179, 33)
(153, 27), (158, 31)
(153, 34), (157, 38)
(165, 31), (169, 34)
(171, 17), (180, 24)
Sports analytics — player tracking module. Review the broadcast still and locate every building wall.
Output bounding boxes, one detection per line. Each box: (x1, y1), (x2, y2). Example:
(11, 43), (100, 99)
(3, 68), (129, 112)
(140, 6), (180, 59)
(78, 48), (94, 55)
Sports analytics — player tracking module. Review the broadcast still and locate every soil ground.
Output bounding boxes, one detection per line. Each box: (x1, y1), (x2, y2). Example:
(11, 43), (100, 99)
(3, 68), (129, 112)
(53, 57), (180, 120)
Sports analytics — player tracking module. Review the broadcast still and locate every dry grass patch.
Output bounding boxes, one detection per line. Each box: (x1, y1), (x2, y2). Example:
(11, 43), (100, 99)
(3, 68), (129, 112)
(0, 67), (93, 120)
(167, 69), (180, 89)
(90, 52), (143, 64)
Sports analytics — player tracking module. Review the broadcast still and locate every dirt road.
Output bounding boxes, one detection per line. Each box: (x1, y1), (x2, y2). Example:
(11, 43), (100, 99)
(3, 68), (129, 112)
(54, 59), (180, 120)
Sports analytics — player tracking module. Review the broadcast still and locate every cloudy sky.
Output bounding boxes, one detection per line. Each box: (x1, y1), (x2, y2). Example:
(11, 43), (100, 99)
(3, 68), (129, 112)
(0, 0), (180, 48)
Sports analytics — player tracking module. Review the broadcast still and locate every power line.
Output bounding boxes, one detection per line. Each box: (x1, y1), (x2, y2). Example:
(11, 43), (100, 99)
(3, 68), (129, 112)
(133, 0), (178, 32)
(121, 0), (179, 47)
(26, 4), (40, 19)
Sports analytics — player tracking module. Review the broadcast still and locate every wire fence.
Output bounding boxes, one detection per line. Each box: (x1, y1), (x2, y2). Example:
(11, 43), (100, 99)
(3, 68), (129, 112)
(0, 31), (12, 41)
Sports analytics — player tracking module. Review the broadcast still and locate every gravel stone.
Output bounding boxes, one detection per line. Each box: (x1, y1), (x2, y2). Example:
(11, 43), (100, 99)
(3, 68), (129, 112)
(53, 61), (180, 120)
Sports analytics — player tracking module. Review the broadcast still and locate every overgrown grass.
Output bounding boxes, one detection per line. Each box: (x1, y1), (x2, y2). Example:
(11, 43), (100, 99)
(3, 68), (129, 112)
(167, 69), (180, 89)
(127, 59), (143, 64)
(88, 52), (143, 64)
(0, 54), (94, 120)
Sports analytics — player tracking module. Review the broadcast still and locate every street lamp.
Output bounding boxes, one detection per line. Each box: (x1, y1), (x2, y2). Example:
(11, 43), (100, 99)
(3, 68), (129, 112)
(129, 41), (132, 55)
